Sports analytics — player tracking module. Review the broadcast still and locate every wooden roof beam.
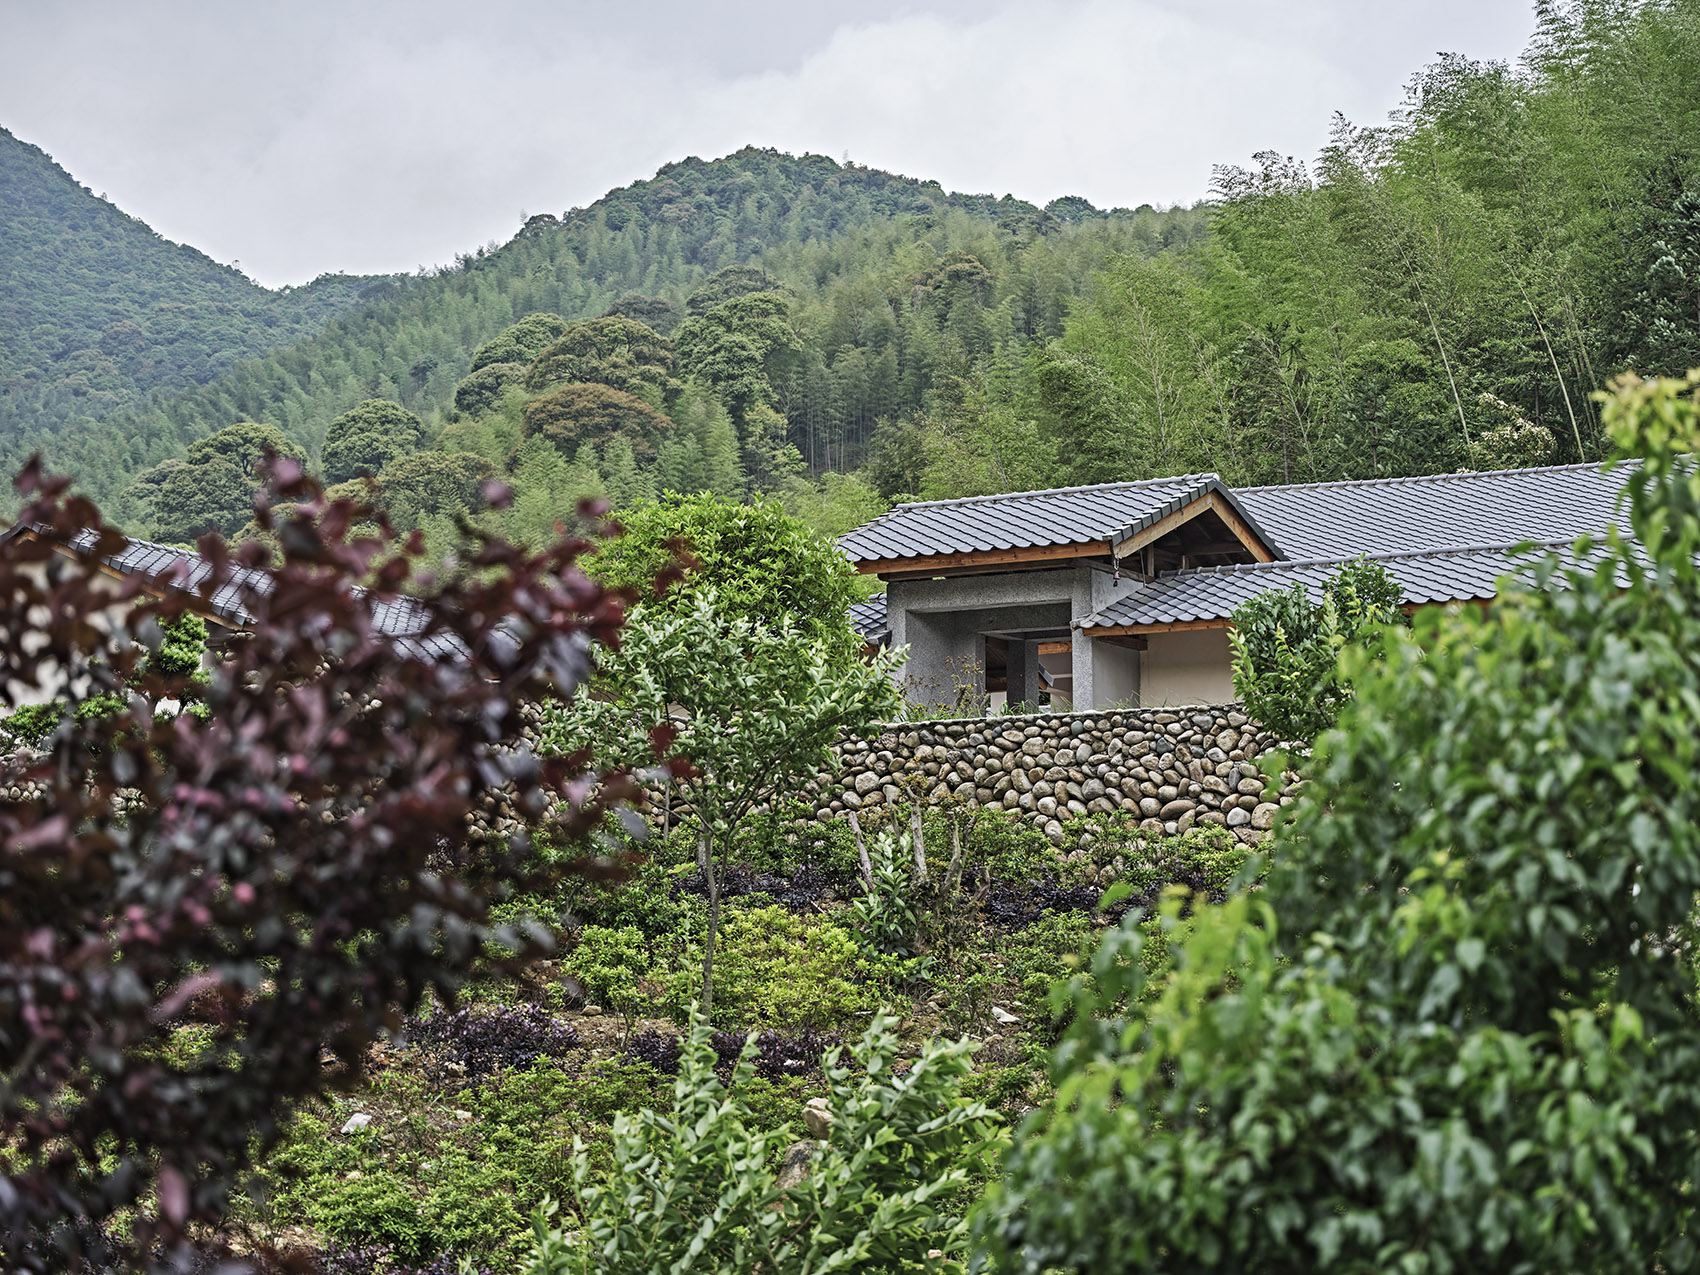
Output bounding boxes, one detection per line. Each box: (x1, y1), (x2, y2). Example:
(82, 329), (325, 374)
(1084, 617), (1230, 637)
(862, 540), (1112, 579)
(1111, 493), (1276, 564)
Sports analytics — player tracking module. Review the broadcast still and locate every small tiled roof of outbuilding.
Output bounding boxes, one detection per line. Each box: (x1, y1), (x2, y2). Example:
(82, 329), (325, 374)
(1235, 461), (1628, 560)
(1079, 539), (1618, 631)
(66, 528), (273, 629)
(837, 473), (1279, 562)
(848, 597), (889, 643)
(47, 527), (470, 660)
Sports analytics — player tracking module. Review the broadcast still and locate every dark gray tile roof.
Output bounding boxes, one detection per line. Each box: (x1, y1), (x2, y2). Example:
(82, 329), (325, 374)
(1080, 540), (1616, 630)
(61, 529), (469, 660)
(69, 529), (273, 629)
(849, 597), (889, 643)
(838, 473), (1279, 562)
(1235, 462), (1628, 560)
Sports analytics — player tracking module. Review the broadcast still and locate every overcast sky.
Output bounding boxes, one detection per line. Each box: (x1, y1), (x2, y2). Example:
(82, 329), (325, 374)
(0, 0), (1538, 287)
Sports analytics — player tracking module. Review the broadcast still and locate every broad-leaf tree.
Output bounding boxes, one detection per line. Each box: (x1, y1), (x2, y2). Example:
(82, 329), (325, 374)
(522, 382), (675, 461)
(542, 589), (900, 1015)
(673, 291), (802, 435)
(469, 312), (570, 372)
(524, 315), (676, 397)
(1229, 556), (1404, 742)
(587, 491), (871, 662)
(321, 398), (428, 484)
(977, 372), (1700, 1272)
(454, 360), (527, 416)
(0, 459), (634, 1270)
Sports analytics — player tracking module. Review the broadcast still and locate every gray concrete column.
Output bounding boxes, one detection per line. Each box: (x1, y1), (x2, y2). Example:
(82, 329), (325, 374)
(1072, 631), (1141, 710)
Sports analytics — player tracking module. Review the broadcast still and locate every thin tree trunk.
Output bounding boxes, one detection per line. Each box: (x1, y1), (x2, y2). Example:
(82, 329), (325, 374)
(945, 810), (980, 897)
(910, 806), (927, 882)
(1518, 280), (1585, 459)
(847, 809), (873, 892)
(698, 827), (719, 1016)
(1411, 292), (1471, 448)
(945, 823), (965, 896)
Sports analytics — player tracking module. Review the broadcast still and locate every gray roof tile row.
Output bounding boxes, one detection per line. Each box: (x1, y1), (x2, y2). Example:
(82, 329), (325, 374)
(839, 461), (1626, 568)
(1080, 540), (1620, 630)
(838, 473), (1250, 562)
(848, 598), (889, 642)
(64, 529), (470, 659)
(839, 460), (1636, 633)
(1235, 461), (1628, 560)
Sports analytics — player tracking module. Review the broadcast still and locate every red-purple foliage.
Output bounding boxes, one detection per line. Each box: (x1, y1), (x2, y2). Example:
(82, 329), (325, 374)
(0, 458), (639, 1270)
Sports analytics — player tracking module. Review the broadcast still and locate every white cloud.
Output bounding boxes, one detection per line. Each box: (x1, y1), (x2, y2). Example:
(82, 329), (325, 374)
(0, 0), (1537, 284)
(686, 2), (1360, 209)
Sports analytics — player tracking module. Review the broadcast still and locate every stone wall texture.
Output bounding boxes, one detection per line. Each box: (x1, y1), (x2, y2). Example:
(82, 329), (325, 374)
(808, 704), (1298, 847)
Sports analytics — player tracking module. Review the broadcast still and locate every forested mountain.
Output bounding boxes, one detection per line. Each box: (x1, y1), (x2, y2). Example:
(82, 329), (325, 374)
(901, 0), (1700, 498)
(25, 146), (1203, 535)
(0, 127), (378, 455)
(15, 0), (1697, 547)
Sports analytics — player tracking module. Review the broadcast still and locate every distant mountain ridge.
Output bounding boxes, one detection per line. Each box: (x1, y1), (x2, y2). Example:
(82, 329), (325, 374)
(0, 126), (381, 476)
(2, 141), (1202, 519)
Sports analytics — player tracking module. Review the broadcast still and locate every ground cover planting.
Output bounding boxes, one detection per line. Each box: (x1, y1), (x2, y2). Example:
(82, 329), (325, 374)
(211, 809), (1247, 1269)
(9, 372), (1700, 1272)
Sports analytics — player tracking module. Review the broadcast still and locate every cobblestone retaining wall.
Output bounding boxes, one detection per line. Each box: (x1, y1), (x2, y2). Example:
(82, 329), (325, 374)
(810, 704), (1299, 846)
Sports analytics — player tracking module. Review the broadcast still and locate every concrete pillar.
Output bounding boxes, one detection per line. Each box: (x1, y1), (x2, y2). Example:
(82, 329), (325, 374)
(1071, 631), (1141, 710)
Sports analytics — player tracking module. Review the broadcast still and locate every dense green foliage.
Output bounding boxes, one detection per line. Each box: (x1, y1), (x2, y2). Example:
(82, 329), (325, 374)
(893, 0), (1700, 499)
(525, 1012), (1000, 1274)
(588, 492), (871, 657)
(1229, 557), (1405, 741)
(9, 145), (1200, 530)
(524, 315), (677, 397)
(135, 421), (308, 541)
(0, 127), (376, 453)
(321, 399), (428, 483)
(977, 371), (1700, 1271)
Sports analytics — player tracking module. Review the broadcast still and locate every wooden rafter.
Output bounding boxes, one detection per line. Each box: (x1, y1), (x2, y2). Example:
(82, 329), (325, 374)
(1084, 617), (1230, 637)
(1111, 492), (1276, 564)
(860, 539), (1111, 578)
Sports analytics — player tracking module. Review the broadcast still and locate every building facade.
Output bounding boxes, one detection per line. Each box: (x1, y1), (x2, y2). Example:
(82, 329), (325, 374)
(840, 462), (1629, 712)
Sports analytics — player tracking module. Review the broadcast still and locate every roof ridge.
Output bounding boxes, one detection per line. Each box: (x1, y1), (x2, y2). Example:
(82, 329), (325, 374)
(880, 472), (1219, 515)
(1237, 459), (1618, 496)
(1152, 537), (1601, 580)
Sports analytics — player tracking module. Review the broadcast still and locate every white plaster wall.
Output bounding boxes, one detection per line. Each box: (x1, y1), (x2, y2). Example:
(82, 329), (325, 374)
(4, 556), (134, 709)
(1141, 628), (1235, 707)
(1088, 637), (1140, 707)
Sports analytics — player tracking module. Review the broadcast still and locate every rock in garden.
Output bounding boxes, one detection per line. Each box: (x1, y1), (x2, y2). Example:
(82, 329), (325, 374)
(339, 1113), (372, 1135)
(803, 1097), (836, 1139)
(776, 1141), (817, 1189)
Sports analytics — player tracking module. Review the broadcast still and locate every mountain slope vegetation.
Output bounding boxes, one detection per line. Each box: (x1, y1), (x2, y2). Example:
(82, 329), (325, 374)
(14, 1), (1698, 546)
(912, 0), (1700, 496)
(6, 146), (1204, 530)
(0, 127), (378, 459)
